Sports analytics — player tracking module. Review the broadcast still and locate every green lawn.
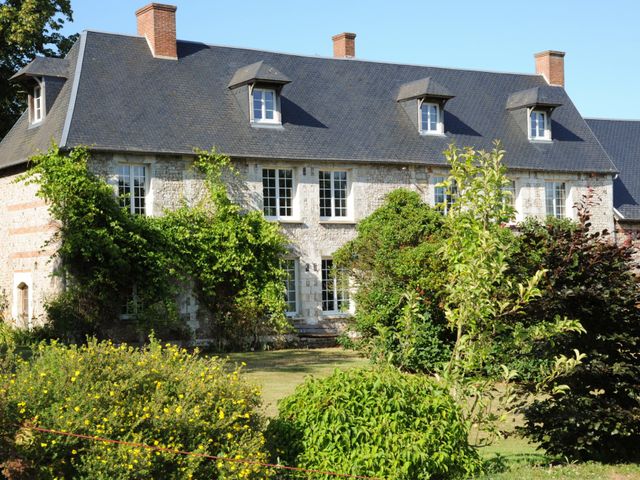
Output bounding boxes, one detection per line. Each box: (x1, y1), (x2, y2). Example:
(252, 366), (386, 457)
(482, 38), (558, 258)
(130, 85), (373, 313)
(225, 348), (640, 479)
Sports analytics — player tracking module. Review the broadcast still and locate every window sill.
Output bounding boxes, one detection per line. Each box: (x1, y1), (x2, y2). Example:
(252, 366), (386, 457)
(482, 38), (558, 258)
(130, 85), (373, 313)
(320, 311), (352, 318)
(251, 122), (284, 130)
(28, 121), (43, 129)
(529, 138), (553, 143)
(266, 217), (304, 225)
(319, 219), (357, 225)
(419, 131), (446, 137)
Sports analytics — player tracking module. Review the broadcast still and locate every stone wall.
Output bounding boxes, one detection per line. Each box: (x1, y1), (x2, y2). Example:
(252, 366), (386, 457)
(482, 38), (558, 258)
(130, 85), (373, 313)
(0, 152), (615, 336)
(0, 167), (62, 327)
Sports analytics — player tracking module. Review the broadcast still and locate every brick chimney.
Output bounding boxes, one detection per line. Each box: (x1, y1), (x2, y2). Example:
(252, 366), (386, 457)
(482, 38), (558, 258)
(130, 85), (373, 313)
(332, 32), (356, 58)
(136, 3), (177, 59)
(534, 50), (565, 87)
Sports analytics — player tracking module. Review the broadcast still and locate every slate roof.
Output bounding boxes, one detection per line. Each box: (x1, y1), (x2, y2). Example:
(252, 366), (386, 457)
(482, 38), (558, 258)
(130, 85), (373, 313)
(586, 118), (640, 220)
(0, 30), (617, 175)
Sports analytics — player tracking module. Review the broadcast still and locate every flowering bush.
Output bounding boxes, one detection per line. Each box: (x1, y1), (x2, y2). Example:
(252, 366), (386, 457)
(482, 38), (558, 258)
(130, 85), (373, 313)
(0, 339), (270, 479)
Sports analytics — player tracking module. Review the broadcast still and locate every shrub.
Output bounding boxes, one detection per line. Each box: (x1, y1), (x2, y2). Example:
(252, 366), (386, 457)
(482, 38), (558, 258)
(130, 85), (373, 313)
(334, 189), (450, 372)
(267, 367), (482, 479)
(515, 204), (640, 461)
(0, 339), (271, 479)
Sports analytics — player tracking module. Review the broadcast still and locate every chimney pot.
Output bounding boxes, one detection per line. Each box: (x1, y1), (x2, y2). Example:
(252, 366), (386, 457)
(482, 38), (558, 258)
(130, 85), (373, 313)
(136, 3), (177, 59)
(534, 50), (565, 87)
(332, 32), (356, 58)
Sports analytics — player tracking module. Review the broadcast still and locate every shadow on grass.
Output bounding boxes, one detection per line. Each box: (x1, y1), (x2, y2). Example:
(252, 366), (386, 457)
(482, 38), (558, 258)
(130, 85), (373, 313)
(483, 452), (553, 476)
(225, 349), (367, 374)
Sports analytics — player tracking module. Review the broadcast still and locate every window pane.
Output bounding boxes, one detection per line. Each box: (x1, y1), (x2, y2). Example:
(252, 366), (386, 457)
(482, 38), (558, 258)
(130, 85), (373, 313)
(264, 90), (275, 119)
(262, 169), (277, 216)
(429, 105), (437, 131)
(283, 259), (297, 314)
(319, 171), (332, 217)
(278, 169), (293, 217)
(321, 259), (334, 312)
(132, 166), (146, 215)
(253, 90), (263, 120)
(117, 165), (131, 210)
(333, 171), (347, 217)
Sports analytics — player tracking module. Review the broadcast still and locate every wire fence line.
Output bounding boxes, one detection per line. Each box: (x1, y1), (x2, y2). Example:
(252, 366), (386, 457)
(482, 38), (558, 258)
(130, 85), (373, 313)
(26, 425), (384, 480)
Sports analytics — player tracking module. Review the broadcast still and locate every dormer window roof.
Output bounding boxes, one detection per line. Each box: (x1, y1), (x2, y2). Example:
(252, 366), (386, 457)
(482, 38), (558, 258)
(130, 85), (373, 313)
(228, 61), (291, 90)
(396, 77), (454, 103)
(506, 85), (563, 111)
(10, 56), (68, 82)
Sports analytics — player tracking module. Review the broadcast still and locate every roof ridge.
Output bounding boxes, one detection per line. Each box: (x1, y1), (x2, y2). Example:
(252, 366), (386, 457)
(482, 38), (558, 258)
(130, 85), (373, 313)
(82, 29), (545, 79)
(585, 117), (640, 123)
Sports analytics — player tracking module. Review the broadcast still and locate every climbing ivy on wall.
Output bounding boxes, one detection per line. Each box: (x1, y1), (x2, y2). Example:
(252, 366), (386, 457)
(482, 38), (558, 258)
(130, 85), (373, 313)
(22, 145), (289, 348)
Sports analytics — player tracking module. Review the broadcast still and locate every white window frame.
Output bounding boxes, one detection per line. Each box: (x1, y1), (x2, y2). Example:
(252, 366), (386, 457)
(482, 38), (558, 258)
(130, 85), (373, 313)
(419, 100), (443, 135)
(30, 78), (44, 125)
(283, 258), (299, 317)
(116, 163), (150, 216)
(319, 170), (350, 220)
(262, 167), (296, 219)
(545, 181), (567, 218)
(529, 109), (551, 141)
(250, 86), (281, 125)
(321, 258), (350, 315)
(433, 176), (457, 214)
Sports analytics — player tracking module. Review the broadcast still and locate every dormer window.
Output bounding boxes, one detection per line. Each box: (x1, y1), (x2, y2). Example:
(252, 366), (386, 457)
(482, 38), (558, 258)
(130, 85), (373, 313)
(252, 87), (279, 124)
(529, 109), (550, 140)
(397, 77), (454, 136)
(420, 101), (442, 135)
(228, 61), (291, 127)
(506, 86), (563, 142)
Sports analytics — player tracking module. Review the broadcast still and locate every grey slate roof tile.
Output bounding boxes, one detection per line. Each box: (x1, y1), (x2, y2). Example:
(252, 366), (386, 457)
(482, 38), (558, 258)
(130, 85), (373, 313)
(586, 118), (640, 219)
(0, 31), (617, 176)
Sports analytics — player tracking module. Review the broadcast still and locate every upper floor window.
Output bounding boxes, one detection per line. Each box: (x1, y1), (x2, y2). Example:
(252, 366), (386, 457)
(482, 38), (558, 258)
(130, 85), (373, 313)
(420, 102), (442, 134)
(545, 181), (566, 218)
(117, 164), (147, 215)
(31, 82), (43, 124)
(263, 168), (293, 218)
(283, 258), (298, 316)
(319, 171), (348, 219)
(434, 177), (457, 214)
(530, 110), (550, 140)
(252, 87), (280, 124)
(321, 258), (350, 314)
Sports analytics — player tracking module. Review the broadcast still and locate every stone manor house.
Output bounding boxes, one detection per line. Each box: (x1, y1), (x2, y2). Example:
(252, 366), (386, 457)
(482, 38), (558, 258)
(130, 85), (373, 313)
(1, 3), (638, 339)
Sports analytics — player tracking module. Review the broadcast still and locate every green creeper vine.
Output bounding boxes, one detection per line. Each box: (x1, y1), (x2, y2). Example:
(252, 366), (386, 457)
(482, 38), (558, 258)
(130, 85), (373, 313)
(21, 145), (289, 348)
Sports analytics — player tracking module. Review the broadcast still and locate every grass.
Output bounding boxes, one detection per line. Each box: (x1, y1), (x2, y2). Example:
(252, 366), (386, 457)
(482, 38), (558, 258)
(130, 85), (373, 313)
(225, 347), (640, 479)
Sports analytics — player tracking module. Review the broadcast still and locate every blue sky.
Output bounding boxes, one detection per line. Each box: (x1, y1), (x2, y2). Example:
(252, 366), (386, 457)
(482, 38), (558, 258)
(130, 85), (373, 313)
(61, 0), (639, 120)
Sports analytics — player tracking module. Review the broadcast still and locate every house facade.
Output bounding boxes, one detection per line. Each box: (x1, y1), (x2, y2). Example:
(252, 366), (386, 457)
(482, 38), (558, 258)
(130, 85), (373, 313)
(0, 4), (623, 338)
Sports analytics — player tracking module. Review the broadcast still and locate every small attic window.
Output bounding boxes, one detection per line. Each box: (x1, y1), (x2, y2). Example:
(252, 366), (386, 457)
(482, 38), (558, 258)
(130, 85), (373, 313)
(30, 79), (44, 125)
(396, 77), (453, 136)
(529, 109), (550, 140)
(252, 87), (280, 124)
(419, 101), (442, 135)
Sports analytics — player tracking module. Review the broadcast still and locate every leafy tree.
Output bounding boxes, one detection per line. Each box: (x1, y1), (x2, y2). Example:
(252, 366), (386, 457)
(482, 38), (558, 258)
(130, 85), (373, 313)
(515, 197), (640, 461)
(0, 0), (77, 138)
(334, 189), (449, 372)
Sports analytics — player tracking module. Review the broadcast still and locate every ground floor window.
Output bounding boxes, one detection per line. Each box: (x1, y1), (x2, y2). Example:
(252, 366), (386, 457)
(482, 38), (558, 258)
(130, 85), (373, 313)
(283, 258), (298, 315)
(545, 181), (566, 218)
(321, 259), (349, 313)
